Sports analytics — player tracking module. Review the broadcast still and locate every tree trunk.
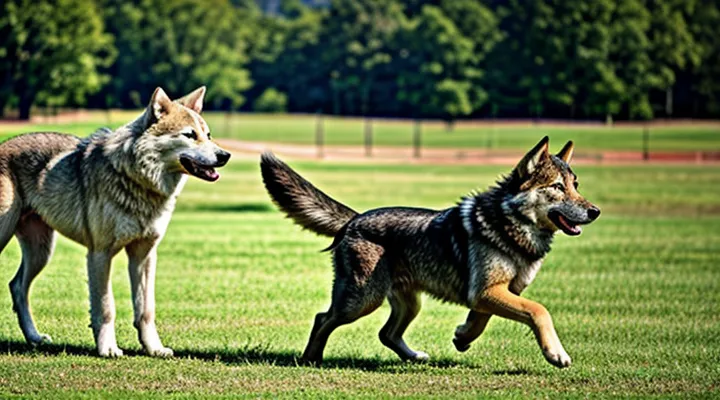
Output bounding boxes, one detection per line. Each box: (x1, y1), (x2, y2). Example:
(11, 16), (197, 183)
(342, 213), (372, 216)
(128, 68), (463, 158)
(445, 119), (455, 132)
(18, 92), (34, 120)
(0, 96), (7, 118)
(331, 79), (340, 115)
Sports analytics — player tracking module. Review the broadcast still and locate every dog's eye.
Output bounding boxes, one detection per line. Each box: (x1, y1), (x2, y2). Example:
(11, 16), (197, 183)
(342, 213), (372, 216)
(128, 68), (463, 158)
(182, 130), (198, 140)
(207, 132), (212, 140)
(552, 183), (565, 191)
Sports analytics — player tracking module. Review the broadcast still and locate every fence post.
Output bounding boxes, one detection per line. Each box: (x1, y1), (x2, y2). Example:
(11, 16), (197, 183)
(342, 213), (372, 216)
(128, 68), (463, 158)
(413, 119), (421, 158)
(316, 113), (324, 159)
(224, 111), (231, 138)
(364, 117), (372, 157)
(643, 125), (649, 161)
(489, 103), (499, 149)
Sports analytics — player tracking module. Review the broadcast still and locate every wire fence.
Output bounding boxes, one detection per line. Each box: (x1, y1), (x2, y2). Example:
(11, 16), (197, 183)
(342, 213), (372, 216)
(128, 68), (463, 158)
(3, 109), (720, 164)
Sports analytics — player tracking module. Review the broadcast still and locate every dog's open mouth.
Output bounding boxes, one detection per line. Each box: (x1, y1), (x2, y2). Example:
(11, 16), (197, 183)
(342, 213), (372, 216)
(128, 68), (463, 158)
(180, 156), (220, 182)
(549, 210), (583, 236)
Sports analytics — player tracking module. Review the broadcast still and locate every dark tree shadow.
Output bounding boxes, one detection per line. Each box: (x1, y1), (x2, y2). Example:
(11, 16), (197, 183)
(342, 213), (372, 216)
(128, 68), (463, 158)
(0, 339), (143, 358)
(174, 346), (470, 372)
(1, 339), (486, 372)
(184, 202), (273, 213)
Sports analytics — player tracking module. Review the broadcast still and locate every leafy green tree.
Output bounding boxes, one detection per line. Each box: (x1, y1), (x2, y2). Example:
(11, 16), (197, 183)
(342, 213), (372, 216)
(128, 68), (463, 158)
(645, 0), (701, 117)
(689, 0), (720, 116)
(321, 0), (405, 115)
(253, 87), (288, 112)
(246, 2), (328, 112)
(100, 0), (251, 109)
(0, 0), (114, 119)
(396, 4), (484, 120)
(434, 0), (501, 117)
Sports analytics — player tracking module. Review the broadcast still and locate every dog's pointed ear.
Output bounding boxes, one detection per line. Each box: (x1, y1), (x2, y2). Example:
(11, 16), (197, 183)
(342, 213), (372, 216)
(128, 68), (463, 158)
(556, 140), (574, 163)
(515, 136), (550, 178)
(177, 86), (206, 113)
(146, 87), (173, 125)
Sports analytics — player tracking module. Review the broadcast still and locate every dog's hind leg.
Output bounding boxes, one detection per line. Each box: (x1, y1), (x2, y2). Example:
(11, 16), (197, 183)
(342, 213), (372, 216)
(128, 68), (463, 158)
(126, 239), (173, 357)
(302, 293), (386, 365)
(453, 310), (492, 352)
(87, 250), (123, 357)
(9, 214), (56, 346)
(302, 239), (390, 365)
(379, 289), (428, 361)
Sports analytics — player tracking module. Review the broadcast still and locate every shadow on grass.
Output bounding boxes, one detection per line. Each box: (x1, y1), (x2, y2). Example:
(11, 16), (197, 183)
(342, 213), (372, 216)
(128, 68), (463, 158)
(184, 202), (273, 213)
(1, 339), (486, 372)
(0, 339), (143, 357)
(175, 346), (479, 372)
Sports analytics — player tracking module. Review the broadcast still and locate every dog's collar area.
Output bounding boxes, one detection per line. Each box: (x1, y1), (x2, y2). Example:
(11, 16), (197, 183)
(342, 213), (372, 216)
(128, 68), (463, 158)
(463, 191), (553, 262)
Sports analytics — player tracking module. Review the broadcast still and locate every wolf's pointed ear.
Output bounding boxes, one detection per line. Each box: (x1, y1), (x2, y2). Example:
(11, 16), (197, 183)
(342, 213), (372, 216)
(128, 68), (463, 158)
(177, 86), (206, 113)
(556, 140), (574, 163)
(515, 136), (550, 178)
(146, 87), (173, 124)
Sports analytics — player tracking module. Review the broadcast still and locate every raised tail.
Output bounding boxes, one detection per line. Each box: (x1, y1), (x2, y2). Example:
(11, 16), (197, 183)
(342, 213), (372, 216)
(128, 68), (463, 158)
(260, 152), (358, 237)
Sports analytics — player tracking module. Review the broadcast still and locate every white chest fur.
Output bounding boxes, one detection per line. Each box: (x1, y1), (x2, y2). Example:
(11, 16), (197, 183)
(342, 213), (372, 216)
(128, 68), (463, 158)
(510, 259), (544, 294)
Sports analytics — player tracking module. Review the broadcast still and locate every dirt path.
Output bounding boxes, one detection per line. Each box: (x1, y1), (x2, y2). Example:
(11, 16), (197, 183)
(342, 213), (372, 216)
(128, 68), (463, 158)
(217, 139), (720, 166)
(2, 111), (718, 165)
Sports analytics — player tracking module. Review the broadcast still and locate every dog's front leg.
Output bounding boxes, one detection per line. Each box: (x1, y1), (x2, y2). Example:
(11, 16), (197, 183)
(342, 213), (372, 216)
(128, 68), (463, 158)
(126, 239), (173, 357)
(87, 251), (123, 357)
(453, 310), (492, 352)
(473, 283), (571, 368)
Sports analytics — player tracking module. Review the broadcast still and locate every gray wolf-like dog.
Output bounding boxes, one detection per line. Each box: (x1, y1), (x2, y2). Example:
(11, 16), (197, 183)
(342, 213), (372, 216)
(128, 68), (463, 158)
(260, 137), (599, 368)
(0, 86), (230, 357)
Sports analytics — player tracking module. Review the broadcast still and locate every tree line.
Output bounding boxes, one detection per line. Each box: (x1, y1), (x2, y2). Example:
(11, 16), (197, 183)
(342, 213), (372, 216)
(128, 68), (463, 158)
(1, 0), (719, 121)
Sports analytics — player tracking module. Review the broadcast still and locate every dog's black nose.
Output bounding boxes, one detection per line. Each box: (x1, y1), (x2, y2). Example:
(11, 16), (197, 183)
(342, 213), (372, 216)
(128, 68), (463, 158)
(216, 150), (231, 166)
(587, 206), (601, 221)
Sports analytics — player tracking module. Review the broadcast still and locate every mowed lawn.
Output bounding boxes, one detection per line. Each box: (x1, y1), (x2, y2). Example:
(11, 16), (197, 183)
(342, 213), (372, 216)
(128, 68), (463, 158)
(2, 111), (719, 152)
(0, 156), (718, 398)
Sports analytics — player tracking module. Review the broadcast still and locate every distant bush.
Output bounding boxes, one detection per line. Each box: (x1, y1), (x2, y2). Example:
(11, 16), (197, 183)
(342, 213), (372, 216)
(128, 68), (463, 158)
(253, 88), (288, 113)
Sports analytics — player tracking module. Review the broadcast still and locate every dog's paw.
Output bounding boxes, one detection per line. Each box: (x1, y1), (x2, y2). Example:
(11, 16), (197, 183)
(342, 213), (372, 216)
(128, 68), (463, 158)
(452, 337), (471, 352)
(98, 346), (124, 358)
(28, 333), (53, 347)
(146, 347), (174, 358)
(406, 351), (430, 362)
(543, 348), (572, 368)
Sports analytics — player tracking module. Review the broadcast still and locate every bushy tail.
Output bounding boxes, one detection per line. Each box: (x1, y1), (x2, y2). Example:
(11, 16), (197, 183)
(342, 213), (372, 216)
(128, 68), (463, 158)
(260, 152), (357, 237)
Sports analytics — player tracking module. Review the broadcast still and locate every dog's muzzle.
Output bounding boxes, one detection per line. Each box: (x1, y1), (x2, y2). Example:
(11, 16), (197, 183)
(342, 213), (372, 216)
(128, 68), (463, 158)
(548, 205), (600, 236)
(179, 150), (231, 182)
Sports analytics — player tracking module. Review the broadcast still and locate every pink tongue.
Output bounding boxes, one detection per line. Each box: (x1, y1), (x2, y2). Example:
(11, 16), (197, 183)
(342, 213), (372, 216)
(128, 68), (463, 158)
(559, 214), (580, 233)
(205, 169), (219, 181)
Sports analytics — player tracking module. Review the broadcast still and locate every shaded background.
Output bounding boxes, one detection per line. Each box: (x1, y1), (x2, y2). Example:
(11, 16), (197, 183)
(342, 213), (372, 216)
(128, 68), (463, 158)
(1, 0), (719, 122)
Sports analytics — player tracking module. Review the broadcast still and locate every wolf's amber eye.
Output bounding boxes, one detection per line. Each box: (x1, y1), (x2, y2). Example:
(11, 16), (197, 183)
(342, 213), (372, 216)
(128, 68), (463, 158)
(182, 130), (198, 140)
(552, 183), (565, 191)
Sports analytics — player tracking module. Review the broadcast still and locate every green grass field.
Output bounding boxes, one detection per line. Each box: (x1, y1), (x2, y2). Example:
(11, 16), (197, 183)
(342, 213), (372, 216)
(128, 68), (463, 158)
(0, 156), (718, 398)
(2, 111), (719, 152)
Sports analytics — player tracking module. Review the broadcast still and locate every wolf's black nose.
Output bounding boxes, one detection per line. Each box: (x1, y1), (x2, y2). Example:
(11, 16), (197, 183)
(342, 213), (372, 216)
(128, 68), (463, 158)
(587, 206), (601, 221)
(216, 150), (231, 166)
